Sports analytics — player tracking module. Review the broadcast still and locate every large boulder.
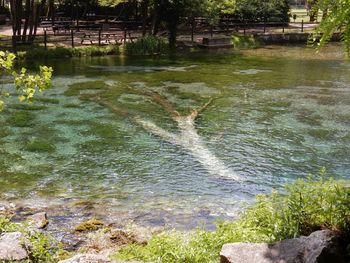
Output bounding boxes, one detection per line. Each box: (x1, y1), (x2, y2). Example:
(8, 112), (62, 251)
(220, 230), (347, 263)
(0, 232), (29, 261)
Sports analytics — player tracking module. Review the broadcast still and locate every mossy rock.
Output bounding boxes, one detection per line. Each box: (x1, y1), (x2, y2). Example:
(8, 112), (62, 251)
(25, 139), (56, 153)
(7, 111), (35, 127)
(75, 219), (104, 232)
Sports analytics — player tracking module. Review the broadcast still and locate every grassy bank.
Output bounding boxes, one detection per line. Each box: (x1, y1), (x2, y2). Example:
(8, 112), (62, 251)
(113, 172), (350, 263)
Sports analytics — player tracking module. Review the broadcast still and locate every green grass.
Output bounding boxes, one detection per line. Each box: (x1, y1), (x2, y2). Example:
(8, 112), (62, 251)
(17, 45), (120, 60)
(113, 172), (350, 263)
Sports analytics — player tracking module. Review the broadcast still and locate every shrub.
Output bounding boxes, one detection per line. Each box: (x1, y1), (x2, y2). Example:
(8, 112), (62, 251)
(114, 173), (350, 263)
(125, 35), (168, 56)
(231, 35), (260, 49)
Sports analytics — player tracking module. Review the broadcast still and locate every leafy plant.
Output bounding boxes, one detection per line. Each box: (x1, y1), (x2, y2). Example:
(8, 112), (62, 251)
(0, 51), (53, 111)
(125, 36), (168, 56)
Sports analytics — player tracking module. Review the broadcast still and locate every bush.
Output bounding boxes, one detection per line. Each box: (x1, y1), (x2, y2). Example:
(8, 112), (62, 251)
(231, 35), (260, 49)
(114, 172), (350, 263)
(125, 35), (168, 56)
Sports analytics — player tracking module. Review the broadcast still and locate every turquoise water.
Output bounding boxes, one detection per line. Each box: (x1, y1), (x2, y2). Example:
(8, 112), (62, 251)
(0, 46), (349, 229)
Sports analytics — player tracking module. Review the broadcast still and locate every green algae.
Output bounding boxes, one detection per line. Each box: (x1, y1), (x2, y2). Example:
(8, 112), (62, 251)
(65, 80), (109, 96)
(25, 139), (56, 153)
(9, 103), (47, 111)
(7, 111), (35, 127)
(33, 97), (60, 104)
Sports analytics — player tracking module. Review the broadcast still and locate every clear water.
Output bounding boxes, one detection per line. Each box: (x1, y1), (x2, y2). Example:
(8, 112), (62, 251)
(0, 45), (349, 229)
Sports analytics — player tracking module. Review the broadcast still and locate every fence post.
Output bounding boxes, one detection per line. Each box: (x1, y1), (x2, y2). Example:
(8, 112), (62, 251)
(44, 30), (47, 49)
(263, 21), (266, 33)
(243, 21), (246, 35)
(301, 20), (304, 32)
(123, 27), (127, 45)
(98, 29), (101, 46)
(12, 35), (17, 53)
(191, 20), (194, 42)
(282, 26), (285, 33)
(71, 30), (74, 48)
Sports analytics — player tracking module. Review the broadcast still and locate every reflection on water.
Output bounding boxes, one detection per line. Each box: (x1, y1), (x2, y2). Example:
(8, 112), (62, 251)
(0, 46), (349, 229)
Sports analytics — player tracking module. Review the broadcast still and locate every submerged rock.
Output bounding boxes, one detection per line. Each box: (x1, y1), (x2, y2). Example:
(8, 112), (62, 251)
(220, 230), (347, 263)
(0, 232), (28, 261)
(28, 212), (49, 229)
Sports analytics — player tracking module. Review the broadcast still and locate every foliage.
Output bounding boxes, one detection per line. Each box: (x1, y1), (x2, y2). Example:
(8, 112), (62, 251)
(235, 0), (290, 22)
(125, 35), (168, 55)
(0, 51), (53, 111)
(231, 35), (260, 48)
(312, 0), (350, 55)
(114, 174), (350, 263)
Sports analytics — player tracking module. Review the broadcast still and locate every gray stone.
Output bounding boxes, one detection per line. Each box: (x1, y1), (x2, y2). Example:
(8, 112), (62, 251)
(58, 253), (116, 263)
(58, 253), (144, 263)
(0, 232), (28, 261)
(28, 212), (49, 229)
(0, 202), (16, 217)
(220, 230), (346, 263)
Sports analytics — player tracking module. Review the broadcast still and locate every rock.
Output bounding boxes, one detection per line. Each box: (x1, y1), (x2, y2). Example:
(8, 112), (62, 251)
(0, 232), (28, 261)
(0, 202), (16, 217)
(220, 230), (347, 263)
(58, 253), (143, 263)
(58, 253), (116, 263)
(28, 212), (49, 229)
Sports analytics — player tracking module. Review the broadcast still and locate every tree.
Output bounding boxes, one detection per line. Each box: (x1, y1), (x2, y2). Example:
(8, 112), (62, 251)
(312, 0), (350, 54)
(9, 0), (48, 42)
(235, 0), (290, 22)
(97, 0), (236, 49)
(0, 51), (53, 111)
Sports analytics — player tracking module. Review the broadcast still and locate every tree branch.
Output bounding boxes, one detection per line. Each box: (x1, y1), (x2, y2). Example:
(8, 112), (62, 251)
(189, 97), (215, 120)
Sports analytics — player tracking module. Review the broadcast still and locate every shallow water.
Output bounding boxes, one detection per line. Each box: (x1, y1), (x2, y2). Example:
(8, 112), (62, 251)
(0, 45), (349, 229)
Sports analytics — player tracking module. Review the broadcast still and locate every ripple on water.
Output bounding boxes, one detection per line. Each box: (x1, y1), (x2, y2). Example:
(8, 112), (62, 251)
(1, 51), (350, 229)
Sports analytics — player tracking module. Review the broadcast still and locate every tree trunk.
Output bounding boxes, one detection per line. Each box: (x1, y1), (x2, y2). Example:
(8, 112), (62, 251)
(141, 0), (150, 36)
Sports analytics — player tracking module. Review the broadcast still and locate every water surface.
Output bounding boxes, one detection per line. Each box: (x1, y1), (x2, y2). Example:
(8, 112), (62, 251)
(0, 45), (349, 229)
